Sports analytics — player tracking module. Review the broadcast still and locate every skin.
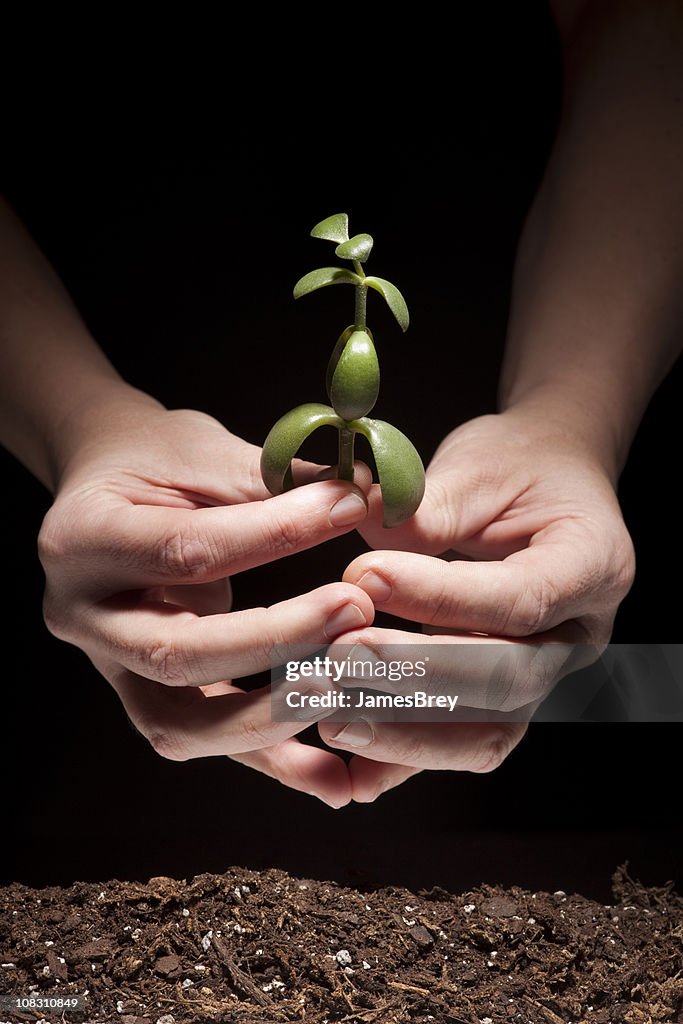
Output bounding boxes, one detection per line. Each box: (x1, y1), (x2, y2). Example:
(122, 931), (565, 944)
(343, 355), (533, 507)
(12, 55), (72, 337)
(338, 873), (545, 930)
(1, 0), (681, 806)
(319, 0), (683, 799)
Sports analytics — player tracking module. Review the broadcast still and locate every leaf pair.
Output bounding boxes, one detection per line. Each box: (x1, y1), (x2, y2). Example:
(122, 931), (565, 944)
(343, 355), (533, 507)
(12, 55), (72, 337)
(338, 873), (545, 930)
(293, 268), (409, 332)
(260, 403), (425, 528)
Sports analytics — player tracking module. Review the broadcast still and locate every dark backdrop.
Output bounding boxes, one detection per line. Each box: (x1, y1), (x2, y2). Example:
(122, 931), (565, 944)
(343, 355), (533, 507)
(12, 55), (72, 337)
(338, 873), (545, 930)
(2, 6), (680, 900)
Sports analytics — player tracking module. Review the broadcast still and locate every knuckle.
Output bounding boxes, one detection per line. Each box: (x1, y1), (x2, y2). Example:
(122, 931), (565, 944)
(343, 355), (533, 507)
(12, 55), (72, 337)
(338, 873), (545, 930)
(154, 528), (212, 579)
(427, 574), (458, 624)
(426, 477), (458, 544)
(38, 505), (74, 566)
(145, 724), (192, 762)
(42, 589), (73, 641)
(265, 507), (302, 557)
(236, 606), (286, 665)
(145, 640), (194, 685)
(236, 716), (272, 750)
(497, 647), (550, 711)
(470, 727), (518, 773)
(388, 726), (425, 765)
(611, 529), (636, 600)
(505, 572), (558, 636)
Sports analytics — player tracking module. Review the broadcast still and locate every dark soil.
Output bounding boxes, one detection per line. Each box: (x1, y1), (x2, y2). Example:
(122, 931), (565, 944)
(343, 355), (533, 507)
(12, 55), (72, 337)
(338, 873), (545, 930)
(0, 866), (681, 1024)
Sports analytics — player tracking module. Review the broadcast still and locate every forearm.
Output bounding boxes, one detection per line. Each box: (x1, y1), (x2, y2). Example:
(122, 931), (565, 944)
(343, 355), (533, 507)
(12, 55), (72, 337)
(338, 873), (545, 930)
(0, 197), (160, 490)
(499, 0), (683, 482)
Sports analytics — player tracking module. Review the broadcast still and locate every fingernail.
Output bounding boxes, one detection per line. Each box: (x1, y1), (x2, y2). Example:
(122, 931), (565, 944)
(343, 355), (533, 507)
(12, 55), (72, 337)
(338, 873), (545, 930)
(356, 570), (392, 604)
(341, 643), (382, 681)
(325, 603), (367, 639)
(331, 719), (374, 747)
(293, 689), (334, 721)
(329, 493), (367, 527)
(313, 793), (347, 809)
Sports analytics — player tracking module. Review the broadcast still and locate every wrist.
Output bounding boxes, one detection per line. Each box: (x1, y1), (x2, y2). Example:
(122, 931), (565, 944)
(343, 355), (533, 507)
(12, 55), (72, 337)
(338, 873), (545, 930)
(47, 379), (166, 493)
(498, 384), (627, 487)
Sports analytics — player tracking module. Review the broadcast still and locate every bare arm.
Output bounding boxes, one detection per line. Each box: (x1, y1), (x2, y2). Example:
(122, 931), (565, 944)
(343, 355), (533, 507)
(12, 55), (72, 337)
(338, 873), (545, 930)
(333, 0), (683, 799)
(500, 0), (683, 480)
(0, 196), (375, 806)
(0, 197), (149, 490)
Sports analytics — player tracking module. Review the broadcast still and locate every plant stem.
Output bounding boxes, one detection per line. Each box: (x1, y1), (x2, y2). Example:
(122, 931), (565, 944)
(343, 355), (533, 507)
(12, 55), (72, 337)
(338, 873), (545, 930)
(354, 283), (367, 328)
(338, 426), (355, 482)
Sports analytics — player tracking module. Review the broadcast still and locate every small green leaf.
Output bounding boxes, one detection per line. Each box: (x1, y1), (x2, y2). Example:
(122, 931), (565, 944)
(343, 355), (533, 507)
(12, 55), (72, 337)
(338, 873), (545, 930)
(328, 330), (379, 421)
(350, 418), (425, 527)
(310, 213), (349, 243)
(365, 276), (410, 332)
(293, 267), (361, 299)
(260, 403), (343, 495)
(335, 233), (374, 263)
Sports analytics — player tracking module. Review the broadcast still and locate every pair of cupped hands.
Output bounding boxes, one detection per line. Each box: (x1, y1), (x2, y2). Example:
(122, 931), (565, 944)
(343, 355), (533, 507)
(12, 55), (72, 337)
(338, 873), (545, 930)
(38, 393), (634, 807)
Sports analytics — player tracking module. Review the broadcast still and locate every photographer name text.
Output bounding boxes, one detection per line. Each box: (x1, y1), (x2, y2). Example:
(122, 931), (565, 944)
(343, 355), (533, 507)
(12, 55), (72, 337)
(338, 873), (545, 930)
(285, 690), (459, 712)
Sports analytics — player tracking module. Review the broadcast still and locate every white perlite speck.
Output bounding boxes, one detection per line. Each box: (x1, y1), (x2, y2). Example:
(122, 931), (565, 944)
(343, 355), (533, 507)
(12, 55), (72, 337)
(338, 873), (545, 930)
(463, 904), (476, 914)
(201, 930), (213, 951)
(362, 960), (372, 970)
(335, 949), (352, 965)
(156, 1016), (175, 1024)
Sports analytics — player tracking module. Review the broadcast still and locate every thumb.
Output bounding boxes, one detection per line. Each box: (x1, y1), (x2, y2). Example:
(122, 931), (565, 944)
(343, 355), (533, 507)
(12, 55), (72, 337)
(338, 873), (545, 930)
(356, 473), (462, 555)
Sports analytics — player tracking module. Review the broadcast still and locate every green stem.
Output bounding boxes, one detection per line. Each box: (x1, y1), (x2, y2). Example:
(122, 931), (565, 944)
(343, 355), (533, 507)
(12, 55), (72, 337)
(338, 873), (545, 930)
(353, 260), (367, 328)
(354, 283), (367, 328)
(338, 426), (355, 482)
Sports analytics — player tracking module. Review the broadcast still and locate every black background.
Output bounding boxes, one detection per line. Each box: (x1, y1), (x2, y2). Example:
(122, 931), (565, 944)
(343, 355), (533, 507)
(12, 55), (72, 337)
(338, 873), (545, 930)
(2, 5), (680, 900)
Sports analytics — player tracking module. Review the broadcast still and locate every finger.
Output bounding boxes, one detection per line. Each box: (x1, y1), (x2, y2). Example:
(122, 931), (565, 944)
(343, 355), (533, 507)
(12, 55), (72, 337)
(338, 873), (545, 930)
(347, 757), (423, 803)
(82, 583), (374, 686)
(326, 627), (583, 712)
(355, 477), (457, 555)
(53, 477), (372, 592)
(108, 666), (346, 760)
(344, 520), (619, 638)
(231, 741), (352, 809)
(319, 719), (528, 772)
(152, 578), (233, 616)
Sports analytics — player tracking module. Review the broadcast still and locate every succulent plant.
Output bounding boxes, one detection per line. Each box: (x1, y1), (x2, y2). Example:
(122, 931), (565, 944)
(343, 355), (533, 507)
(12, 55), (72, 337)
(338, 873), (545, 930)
(260, 213), (425, 527)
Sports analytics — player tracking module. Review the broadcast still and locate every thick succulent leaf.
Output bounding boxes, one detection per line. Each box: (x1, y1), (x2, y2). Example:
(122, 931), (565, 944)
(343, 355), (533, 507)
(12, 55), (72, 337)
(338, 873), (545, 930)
(329, 330), (380, 421)
(326, 326), (356, 397)
(310, 213), (349, 243)
(350, 417), (425, 527)
(365, 276), (410, 332)
(293, 267), (361, 299)
(335, 233), (374, 263)
(261, 404), (343, 495)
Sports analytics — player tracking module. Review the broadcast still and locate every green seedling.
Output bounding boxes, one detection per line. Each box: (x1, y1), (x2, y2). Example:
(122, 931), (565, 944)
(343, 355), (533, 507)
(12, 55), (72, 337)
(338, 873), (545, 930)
(260, 213), (426, 528)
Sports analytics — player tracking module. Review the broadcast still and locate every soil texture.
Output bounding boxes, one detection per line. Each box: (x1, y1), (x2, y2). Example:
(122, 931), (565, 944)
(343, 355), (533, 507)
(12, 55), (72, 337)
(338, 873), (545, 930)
(0, 865), (681, 1023)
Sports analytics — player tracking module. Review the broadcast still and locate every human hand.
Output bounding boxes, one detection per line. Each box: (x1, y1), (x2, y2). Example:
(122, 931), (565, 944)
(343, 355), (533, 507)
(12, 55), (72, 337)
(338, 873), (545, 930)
(38, 390), (374, 807)
(319, 407), (635, 800)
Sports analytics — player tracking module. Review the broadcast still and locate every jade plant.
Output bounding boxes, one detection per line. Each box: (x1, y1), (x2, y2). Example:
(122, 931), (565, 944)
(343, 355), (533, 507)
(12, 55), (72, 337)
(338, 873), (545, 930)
(260, 213), (425, 527)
